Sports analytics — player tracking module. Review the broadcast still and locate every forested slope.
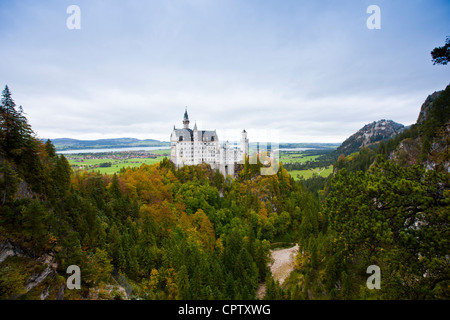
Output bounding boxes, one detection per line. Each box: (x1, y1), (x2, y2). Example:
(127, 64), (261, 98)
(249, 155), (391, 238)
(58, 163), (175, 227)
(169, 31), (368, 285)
(285, 85), (450, 300)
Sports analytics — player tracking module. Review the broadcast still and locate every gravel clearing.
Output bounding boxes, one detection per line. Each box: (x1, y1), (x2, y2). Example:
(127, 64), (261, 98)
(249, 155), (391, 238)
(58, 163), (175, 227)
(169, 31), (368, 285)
(257, 244), (299, 299)
(270, 244), (299, 284)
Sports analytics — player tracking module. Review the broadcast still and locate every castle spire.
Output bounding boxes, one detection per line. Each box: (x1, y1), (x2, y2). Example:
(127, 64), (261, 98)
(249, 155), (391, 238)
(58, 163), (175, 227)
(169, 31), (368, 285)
(183, 107), (190, 129)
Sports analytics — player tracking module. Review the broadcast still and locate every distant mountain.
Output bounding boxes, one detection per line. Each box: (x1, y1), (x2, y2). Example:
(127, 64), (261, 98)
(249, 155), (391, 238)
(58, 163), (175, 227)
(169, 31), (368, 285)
(336, 119), (405, 156)
(49, 137), (170, 151)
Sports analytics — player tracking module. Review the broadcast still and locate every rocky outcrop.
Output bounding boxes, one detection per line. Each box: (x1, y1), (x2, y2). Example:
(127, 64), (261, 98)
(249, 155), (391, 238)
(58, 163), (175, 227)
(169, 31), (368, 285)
(0, 239), (132, 300)
(426, 123), (450, 172)
(416, 90), (443, 125)
(0, 240), (26, 263)
(0, 239), (60, 300)
(337, 119), (405, 156)
(389, 87), (449, 173)
(24, 253), (58, 293)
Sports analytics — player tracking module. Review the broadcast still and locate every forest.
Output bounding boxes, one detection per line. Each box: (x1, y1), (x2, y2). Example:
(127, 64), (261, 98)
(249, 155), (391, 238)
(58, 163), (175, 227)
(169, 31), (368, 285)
(0, 84), (448, 300)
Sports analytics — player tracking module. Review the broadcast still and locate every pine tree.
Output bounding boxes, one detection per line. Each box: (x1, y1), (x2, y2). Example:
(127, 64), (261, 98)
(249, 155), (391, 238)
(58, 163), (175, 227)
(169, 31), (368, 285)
(108, 173), (122, 200)
(51, 154), (72, 198)
(0, 85), (34, 159)
(45, 139), (57, 158)
(0, 159), (20, 205)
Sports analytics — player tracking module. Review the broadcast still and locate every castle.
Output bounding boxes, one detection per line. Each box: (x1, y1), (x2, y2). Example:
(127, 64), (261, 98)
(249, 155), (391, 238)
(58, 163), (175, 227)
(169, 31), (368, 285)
(170, 108), (249, 177)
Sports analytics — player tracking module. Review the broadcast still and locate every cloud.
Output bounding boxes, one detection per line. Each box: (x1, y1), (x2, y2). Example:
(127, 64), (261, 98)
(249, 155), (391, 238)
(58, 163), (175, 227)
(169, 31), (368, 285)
(1, 0), (449, 143)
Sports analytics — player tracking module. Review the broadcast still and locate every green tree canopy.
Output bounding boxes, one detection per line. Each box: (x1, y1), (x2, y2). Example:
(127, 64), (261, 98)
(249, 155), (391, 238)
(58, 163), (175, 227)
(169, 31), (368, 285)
(431, 36), (450, 65)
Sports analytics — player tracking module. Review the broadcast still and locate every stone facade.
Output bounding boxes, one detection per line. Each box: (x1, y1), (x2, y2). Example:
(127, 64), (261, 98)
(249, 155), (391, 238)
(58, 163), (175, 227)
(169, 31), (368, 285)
(170, 108), (249, 177)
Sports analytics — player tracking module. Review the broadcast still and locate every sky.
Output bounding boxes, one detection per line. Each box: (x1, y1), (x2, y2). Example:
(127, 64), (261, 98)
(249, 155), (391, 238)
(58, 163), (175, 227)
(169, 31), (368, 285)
(0, 0), (449, 143)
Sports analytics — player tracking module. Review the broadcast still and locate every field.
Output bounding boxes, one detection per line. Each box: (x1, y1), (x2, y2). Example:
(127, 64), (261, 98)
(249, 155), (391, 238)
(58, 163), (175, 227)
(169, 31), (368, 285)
(279, 150), (334, 180)
(279, 152), (319, 164)
(66, 149), (170, 174)
(288, 166), (334, 180)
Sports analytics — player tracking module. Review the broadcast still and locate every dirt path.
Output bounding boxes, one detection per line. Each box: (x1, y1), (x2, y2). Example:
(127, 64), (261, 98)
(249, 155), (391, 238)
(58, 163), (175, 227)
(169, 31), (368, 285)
(256, 244), (299, 299)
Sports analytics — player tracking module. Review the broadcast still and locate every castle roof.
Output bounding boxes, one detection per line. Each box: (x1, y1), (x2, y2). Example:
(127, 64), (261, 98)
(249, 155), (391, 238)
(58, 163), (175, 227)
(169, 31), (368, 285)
(173, 128), (193, 140)
(174, 108), (218, 141)
(173, 127), (218, 142)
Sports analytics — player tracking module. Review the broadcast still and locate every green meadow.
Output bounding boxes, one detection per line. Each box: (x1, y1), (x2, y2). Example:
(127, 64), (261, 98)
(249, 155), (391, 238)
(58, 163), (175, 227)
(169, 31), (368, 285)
(67, 149), (170, 174)
(279, 150), (334, 180)
(288, 166), (334, 180)
(279, 152), (319, 164)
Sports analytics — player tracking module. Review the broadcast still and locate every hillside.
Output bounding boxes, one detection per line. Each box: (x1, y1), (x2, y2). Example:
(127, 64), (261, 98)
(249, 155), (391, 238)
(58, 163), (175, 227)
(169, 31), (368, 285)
(337, 119), (405, 156)
(416, 90), (444, 124)
(381, 85), (450, 172)
(314, 119), (405, 167)
(285, 85), (449, 300)
(319, 85), (448, 169)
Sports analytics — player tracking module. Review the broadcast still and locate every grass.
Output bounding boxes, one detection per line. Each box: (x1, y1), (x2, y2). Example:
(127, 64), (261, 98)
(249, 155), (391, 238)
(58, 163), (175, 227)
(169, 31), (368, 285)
(279, 150), (334, 181)
(67, 149), (170, 175)
(70, 157), (167, 174)
(279, 152), (319, 164)
(288, 166), (333, 180)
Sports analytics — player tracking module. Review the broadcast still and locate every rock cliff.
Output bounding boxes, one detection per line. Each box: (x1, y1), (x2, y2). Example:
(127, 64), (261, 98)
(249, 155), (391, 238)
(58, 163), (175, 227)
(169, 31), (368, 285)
(337, 119), (405, 156)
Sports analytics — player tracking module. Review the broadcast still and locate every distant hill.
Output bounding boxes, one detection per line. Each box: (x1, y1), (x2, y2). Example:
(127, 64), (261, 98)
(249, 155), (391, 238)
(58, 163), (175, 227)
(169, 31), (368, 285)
(49, 137), (170, 151)
(333, 84), (449, 173)
(297, 119), (406, 166)
(336, 119), (405, 156)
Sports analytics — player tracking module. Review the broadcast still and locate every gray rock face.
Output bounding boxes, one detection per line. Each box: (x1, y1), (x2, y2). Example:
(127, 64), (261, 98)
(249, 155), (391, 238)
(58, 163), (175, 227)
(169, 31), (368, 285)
(416, 90), (443, 125)
(0, 239), (59, 299)
(0, 240), (25, 263)
(338, 119), (405, 155)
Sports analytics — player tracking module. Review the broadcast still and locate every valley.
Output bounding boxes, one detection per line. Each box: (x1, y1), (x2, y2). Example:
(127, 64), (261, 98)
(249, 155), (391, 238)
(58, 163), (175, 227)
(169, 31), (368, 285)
(64, 147), (336, 179)
(65, 149), (170, 174)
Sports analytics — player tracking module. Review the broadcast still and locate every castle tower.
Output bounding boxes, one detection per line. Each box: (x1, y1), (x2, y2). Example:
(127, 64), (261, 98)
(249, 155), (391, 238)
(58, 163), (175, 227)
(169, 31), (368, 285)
(240, 129), (249, 157)
(183, 107), (190, 129)
(193, 121), (202, 164)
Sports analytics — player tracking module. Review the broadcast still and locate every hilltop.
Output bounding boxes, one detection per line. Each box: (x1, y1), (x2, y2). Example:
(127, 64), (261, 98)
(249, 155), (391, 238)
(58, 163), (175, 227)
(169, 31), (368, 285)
(314, 119), (405, 167)
(336, 119), (405, 157)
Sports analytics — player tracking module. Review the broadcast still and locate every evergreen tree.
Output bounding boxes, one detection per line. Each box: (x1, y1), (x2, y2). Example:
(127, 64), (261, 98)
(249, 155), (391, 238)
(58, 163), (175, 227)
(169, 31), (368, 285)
(0, 85), (34, 159)
(45, 139), (57, 158)
(51, 154), (72, 198)
(431, 36), (450, 65)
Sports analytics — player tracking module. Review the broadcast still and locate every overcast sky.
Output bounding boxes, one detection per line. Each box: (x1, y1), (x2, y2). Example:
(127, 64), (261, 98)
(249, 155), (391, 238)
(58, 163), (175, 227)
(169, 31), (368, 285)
(0, 0), (449, 143)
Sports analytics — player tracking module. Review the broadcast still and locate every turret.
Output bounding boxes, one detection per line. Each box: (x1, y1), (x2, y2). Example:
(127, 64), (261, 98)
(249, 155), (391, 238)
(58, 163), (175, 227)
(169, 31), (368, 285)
(240, 129), (249, 156)
(193, 121), (199, 141)
(183, 107), (190, 129)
